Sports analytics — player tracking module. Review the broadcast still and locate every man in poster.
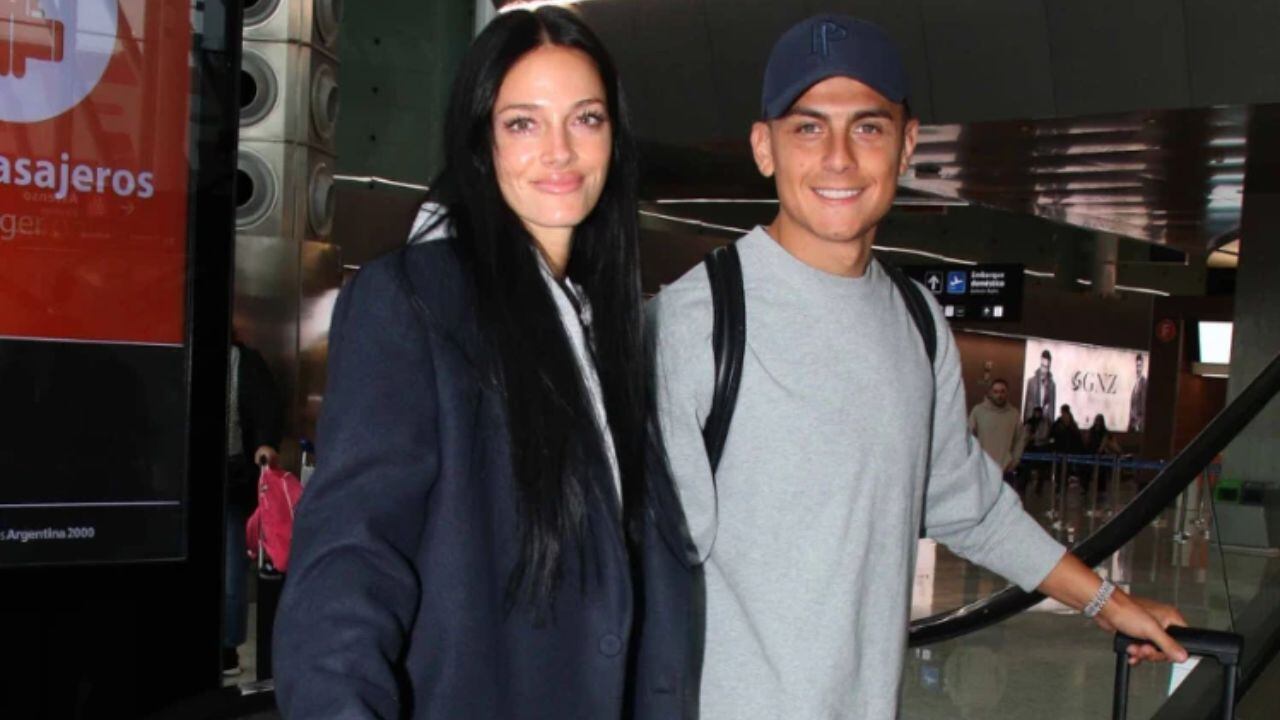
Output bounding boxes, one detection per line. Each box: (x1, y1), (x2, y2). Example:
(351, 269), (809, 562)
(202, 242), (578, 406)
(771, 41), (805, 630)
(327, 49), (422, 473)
(1024, 349), (1056, 424)
(1128, 353), (1147, 432)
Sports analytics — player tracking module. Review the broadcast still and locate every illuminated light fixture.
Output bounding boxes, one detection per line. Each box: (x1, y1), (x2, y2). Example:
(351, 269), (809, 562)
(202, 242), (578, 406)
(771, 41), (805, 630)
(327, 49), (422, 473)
(1074, 277), (1171, 297)
(643, 209), (1067, 279)
(1191, 363), (1230, 379)
(1116, 284), (1171, 297)
(1035, 195), (1147, 205)
(1198, 321), (1233, 364)
(499, 0), (598, 12)
(1027, 163), (1148, 173)
(875, 246), (976, 266)
(1030, 142), (1158, 156)
(640, 210), (748, 235)
(334, 174), (430, 192)
(653, 196), (969, 207)
(1208, 137), (1247, 148)
(654, 198), (778, 205)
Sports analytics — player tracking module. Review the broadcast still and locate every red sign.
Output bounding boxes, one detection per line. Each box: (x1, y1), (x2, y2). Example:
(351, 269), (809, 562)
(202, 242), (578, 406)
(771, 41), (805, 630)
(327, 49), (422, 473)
(0, 1), (192, 345)
(1156, 319), (1178, 344)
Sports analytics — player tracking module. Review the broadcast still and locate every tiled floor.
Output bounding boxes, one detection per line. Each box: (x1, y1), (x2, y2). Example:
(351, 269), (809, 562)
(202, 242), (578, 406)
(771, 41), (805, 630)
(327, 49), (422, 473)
(902, 469), (1278, 719)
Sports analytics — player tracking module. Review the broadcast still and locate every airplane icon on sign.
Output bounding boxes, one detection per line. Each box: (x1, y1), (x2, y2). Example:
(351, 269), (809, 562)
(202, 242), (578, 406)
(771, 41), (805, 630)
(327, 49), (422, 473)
(0, 0), (66, 79)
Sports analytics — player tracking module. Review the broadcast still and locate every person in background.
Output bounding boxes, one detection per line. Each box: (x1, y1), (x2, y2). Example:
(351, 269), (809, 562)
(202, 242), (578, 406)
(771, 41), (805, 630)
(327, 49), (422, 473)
(968, 378), (1027, 491)
(273, 8), (692, 719)
(1051, 403), (1087, 487)
(224, 331), (283, 676)
(1085, 413), (1124, 498)
(1051, 404), (1085, 455)
(1020, 404), (1050, 494)
(1086, 413), (1123, 456)
(1025, 404), (1050, 450)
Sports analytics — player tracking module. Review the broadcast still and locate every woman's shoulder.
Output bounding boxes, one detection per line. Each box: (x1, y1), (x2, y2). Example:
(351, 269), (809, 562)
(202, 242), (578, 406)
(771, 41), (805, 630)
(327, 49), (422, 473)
(355, 239), (470, 301)
(338, 240), (476, 339)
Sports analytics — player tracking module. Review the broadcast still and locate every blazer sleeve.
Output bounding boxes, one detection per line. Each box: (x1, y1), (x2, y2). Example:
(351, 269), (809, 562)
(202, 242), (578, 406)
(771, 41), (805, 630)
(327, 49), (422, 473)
(273, 258), (441, 719)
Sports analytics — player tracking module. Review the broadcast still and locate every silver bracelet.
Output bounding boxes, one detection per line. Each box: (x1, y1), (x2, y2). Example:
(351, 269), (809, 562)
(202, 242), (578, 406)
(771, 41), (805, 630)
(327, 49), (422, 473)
(1083, 579), (1116, 618)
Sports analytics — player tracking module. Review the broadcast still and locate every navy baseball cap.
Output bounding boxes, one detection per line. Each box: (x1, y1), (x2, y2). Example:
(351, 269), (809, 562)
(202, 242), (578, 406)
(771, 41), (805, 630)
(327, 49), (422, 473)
(761, 15), (909, 120)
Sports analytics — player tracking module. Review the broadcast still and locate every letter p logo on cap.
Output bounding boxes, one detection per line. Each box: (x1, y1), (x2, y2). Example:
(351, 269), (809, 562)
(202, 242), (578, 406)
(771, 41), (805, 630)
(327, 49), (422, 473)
(811, 20), (848, 58)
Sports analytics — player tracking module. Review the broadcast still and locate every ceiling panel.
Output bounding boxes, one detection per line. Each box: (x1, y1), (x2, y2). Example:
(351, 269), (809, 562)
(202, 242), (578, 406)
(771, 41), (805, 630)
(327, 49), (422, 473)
(1184, 0), (1280, 107)
(583, 0), (722, 143)
(919, 0), (1056, 122)
(1043, 0), (1192, 116)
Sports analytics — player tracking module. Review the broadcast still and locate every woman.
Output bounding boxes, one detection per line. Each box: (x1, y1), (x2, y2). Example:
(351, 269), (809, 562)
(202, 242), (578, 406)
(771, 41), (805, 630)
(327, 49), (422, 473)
(1085, 413), (1123, 456)
(1084, 413), (1123, 497)
(273, 8), (694, 718)
(1051, 403), (1084, 454)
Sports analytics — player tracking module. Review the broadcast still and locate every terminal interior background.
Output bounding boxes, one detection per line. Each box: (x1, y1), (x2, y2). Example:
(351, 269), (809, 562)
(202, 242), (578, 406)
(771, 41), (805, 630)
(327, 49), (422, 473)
(1, 0), (1279, 718)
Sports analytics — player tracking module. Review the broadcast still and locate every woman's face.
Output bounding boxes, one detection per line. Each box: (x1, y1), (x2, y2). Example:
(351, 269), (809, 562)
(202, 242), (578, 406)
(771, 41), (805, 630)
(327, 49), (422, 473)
(491, 44), (612, 247)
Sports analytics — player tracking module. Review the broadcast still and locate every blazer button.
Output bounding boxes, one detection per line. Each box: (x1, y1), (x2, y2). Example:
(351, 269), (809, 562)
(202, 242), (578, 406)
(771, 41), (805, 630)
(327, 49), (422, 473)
(599, 634), (623, 657)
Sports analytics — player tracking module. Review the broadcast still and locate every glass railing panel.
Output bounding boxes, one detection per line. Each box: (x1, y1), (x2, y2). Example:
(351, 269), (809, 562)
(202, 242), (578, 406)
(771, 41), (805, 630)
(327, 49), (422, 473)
(901, 458), (1240, 719)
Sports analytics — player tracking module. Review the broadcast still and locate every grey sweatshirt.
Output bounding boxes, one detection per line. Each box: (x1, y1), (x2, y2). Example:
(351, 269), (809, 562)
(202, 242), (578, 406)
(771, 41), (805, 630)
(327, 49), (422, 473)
(647, 227), (1066, 719)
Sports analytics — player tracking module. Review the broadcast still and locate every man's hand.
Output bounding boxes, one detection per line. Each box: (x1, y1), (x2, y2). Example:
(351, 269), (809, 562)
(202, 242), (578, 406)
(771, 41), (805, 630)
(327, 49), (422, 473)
(1095, 591), (1188, 665)
(254, 445), (279, 468)
(1038, 553), (1188, 665)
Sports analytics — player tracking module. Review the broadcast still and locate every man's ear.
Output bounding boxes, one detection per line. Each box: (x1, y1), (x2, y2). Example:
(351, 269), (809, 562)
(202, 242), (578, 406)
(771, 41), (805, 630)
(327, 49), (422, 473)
(750, 121), (775, 178)
(898, 116), (919, 176)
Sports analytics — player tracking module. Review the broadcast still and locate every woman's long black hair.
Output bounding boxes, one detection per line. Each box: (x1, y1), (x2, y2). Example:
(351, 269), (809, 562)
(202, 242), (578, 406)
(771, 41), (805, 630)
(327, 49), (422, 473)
(417, 7), (646, 611)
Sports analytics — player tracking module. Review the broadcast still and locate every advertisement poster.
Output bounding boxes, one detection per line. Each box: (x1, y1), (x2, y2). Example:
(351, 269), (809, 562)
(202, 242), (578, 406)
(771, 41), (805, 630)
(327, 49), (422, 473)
(1022, 338), (1149, 433)
(0, 1), (193, 566)
(0, 0), (191, 345)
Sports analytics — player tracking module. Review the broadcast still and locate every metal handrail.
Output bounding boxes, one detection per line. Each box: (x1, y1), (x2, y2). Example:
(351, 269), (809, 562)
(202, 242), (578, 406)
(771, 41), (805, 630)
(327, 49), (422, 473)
(909, 349), (1280, 646)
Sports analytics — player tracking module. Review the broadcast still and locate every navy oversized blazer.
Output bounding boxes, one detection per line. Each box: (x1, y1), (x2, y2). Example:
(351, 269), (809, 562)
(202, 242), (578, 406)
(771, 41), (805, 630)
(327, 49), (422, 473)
(273, 241), (703, 719)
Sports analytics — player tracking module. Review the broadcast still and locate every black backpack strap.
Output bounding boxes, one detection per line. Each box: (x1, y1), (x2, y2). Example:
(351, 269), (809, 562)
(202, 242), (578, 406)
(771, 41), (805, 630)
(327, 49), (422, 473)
(702, 243), (746, 476)
(878, 257), (937, 367)
(877, 255), (939, 537)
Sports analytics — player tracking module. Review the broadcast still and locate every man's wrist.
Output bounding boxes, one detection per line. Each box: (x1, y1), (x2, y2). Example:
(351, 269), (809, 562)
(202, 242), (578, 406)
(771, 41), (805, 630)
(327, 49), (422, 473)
(1083, 579), (1116, 618)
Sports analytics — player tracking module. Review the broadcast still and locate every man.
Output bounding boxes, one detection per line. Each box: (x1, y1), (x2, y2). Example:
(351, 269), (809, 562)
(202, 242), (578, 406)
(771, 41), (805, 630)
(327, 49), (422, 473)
(1128, 353), (1147, 432)
(1024, 349), (1057, 424)
(968, 379), (1025, 476)
(648, 14), (1186, 719)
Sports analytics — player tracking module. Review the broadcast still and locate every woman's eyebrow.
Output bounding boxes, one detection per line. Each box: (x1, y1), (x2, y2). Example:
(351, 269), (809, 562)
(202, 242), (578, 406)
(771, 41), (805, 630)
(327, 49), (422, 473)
(495, 97), (605, 114)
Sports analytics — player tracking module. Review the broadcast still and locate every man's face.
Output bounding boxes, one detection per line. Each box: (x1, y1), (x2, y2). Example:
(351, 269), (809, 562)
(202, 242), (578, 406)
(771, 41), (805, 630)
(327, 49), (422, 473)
(1040, 357), (1051, 373)
(987, 382), (1008, 407)
(1136, 356), (1144, 377)
(749, 76), (917, 251)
